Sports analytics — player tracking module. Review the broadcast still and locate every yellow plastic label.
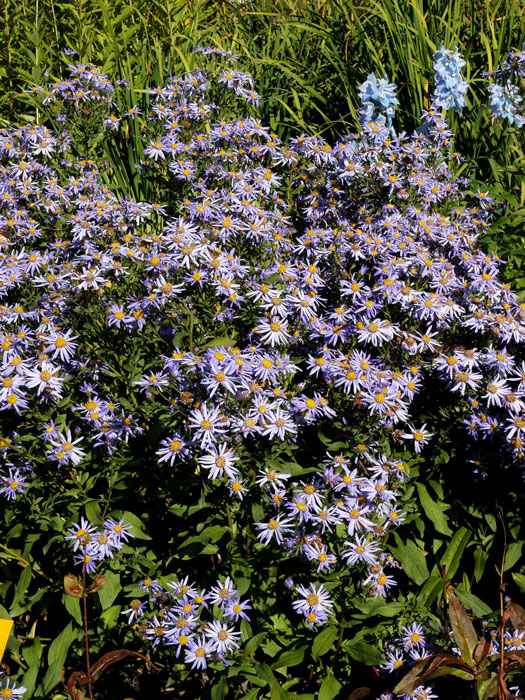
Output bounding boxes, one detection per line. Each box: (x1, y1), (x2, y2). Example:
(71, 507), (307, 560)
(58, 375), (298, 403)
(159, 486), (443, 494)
(0, 618), (13, 661)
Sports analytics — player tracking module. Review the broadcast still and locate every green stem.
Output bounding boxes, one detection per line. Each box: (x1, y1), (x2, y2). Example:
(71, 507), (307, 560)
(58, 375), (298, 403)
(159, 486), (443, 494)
(226, 503), (235, 541)
(0, 544), (53, 582)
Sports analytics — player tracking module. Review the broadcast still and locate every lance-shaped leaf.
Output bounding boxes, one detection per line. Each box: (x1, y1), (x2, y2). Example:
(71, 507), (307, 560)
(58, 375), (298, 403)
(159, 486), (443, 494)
(394, 655), (445, 694)
(395, 653), (474, 694)
(447, 584), (478, 666)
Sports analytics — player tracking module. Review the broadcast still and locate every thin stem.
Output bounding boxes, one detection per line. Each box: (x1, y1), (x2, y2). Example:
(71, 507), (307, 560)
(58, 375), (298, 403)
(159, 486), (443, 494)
(225, 503), (235, 541)
(82, 562), (94, 700)
(0, 544), (53, 582)
(496, 504), (507, 700)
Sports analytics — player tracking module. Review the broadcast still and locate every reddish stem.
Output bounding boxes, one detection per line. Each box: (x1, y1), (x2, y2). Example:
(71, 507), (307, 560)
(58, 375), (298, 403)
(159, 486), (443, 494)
(82, 561), (94, 700)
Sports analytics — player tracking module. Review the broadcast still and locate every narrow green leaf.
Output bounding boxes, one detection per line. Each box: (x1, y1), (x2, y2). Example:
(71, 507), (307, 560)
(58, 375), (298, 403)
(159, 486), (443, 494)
(440, 527), (471, 580)
(312, 625), (338, 661)
(272, 645), (307, 670)
(512, 572), (525, 594)
(245, 632), (266, 656)
(455, 590), (492, 617)
(62, 593), (82, 625)
(211, 676), (228, 700)
(415, 482), (452, 535)
(503, 541), (523, 572)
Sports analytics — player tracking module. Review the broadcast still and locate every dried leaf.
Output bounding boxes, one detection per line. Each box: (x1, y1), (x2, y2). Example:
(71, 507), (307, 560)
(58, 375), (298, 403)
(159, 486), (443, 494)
(474, 635), (491, 662)
(394, 653), (472, 695)
(346, 688), (371, 700)
(64, 574), (84, 599)
(447, 585), (478, 666)
(506, 651), (525, 666)
(394, 657), (434, 694)
(67, 670), (88, 699)
(507, 601), (525, 632)
(87, 574), (106, 594)
(89, 648), (160, 682)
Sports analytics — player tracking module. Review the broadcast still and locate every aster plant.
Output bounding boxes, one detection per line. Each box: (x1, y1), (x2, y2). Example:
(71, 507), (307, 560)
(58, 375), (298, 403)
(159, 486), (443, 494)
(0, 47), (523, 698)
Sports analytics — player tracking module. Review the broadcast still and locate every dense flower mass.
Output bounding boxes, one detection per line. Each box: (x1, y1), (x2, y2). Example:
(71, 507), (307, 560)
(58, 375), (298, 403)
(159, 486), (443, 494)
(128, 574), (250, 669)
(1, 47), (525, 696)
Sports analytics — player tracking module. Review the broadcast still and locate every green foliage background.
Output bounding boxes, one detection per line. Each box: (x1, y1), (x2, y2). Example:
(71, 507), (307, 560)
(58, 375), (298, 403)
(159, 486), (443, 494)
(1, 0), (524, 285)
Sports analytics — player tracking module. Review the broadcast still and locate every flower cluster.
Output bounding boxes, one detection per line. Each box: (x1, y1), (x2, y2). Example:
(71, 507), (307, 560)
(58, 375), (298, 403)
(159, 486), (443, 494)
(127, 574), (250, 669)
(65, 516), (134, 573)
(378, 618), (525, 699)
(358, 73), (399, 127)
(254, 447), (403, 619)
(2, 51), (525, 650)
(483, 44), (525, 127)
(431, 45), (468, 112)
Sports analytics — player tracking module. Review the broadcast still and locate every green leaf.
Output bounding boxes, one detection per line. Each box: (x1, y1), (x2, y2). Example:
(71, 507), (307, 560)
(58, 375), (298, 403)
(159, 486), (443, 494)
(418, 576), (447, 608)
(272, 645), (308, 669)
(85, 500), (101, 524)
(99, 604), (121, 631)
(242, 689), (260, 700)
(440, 527), (471, 580)
(10, 564), (32, 614)
(203, 337), (237, 349)
(62, 593), (82, 625)
(47, 622), (74, 667)
(245, 632), (266, 655)
(391, 538), (429, 585)
(257, 662), (276, 686)
(240, 618), (253, 643)
(455, 590), (492, 617)
(270, 685), (291, 700)
(346, 640), (385, 665)
(211, 677), (228, 700)
(504, 541), (523, 572)
(37, 622), (76, 695)
(114, 511), (151, 540)
(512, 572), (525, 594)
(354, 599), (403, 617)
(312, 625), (338, 661)
(318, 672), (342, 700)
(22, 636), (42, 668)
(415, 482), (452, 535)
(20, 637), (42, 696)
(98, 571), (121, 611)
